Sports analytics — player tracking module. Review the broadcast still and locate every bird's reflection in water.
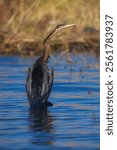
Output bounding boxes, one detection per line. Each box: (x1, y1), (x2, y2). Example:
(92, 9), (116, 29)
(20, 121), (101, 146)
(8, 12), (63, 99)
(29, 108), (54, 146)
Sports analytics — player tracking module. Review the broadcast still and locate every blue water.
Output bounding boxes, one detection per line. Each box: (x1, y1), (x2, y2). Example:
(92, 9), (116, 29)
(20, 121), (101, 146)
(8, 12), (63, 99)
(0, 54), (100, 150)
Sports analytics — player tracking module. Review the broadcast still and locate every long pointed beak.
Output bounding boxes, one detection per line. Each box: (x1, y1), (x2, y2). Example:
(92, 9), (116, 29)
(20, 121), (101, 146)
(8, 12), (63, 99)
(62, 24), (76, 29)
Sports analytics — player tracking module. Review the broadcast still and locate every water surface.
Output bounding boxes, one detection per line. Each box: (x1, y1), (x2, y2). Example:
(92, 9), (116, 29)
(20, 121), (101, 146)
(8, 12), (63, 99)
(0, 54), (100, 150)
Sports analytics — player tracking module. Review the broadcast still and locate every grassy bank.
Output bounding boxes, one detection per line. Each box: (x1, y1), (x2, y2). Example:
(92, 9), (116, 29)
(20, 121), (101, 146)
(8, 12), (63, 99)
(0, 0), (100, 56)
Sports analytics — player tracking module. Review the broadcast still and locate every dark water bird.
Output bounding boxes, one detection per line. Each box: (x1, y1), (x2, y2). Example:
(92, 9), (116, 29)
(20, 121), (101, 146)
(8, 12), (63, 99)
(26, 24), (75, 111)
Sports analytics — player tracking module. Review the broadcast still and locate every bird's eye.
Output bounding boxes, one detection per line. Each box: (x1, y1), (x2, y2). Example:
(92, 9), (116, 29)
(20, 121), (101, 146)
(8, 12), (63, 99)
(57, 24), (64, 28)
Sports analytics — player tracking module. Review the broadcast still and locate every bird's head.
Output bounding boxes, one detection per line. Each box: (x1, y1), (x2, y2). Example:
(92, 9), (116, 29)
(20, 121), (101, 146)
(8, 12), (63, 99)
(43, 23), (76, 46)
(54, 24), (76, 34)
(42, 23), (76, 61)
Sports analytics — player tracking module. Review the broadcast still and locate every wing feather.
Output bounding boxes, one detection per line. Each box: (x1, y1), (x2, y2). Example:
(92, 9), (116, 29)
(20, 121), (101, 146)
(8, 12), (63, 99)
(26, 59), (54, 109)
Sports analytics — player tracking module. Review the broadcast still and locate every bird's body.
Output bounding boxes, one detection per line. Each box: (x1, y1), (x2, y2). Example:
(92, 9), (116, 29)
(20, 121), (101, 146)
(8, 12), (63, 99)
(26, 56), (54, 110)
(26, 24), (75, 111)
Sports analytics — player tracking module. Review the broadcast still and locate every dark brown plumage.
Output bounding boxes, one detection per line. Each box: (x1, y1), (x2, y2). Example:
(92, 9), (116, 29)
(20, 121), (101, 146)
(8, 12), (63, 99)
(26, 24), (75, 111)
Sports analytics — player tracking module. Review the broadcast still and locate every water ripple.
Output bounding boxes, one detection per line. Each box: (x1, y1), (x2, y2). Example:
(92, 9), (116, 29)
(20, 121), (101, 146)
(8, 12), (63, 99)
(0, 54), (99, 150)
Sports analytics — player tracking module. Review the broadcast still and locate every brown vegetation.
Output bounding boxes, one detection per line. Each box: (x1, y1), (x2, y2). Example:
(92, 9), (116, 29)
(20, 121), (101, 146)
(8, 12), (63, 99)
(0, 0), (100, 56)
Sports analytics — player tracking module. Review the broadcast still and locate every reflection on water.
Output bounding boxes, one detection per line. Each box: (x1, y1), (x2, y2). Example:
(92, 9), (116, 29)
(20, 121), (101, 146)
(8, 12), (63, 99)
(29, 109), (52, 132)
(29, 109), (54, 147)
(0, 54), (100, 150)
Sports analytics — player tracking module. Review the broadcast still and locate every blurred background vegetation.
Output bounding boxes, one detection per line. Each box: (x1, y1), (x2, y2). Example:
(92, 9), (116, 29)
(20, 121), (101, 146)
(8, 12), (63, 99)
(0, 0), (100, 56)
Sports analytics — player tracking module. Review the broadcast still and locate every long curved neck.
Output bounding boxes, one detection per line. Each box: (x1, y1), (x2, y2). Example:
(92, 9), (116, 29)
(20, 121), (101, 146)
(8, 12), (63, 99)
(42, 28), (56, 62)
